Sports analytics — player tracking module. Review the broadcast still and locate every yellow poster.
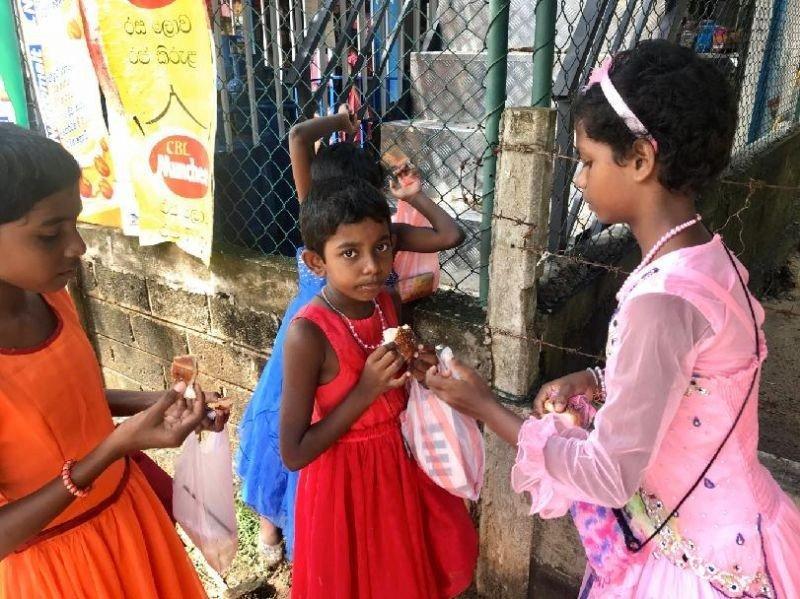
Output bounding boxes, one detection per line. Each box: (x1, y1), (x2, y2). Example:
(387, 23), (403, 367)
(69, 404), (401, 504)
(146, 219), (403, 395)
(82, 0), (217, 263)
(15, 0), (126, 228)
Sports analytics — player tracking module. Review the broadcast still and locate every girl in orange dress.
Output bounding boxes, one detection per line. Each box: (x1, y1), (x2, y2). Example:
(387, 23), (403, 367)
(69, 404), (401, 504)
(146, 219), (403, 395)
(0, 124), (223, 597)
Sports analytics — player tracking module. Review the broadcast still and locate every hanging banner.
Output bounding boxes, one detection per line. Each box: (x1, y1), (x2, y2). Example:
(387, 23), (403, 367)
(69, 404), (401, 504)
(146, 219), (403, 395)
(0, 0), (27, 125)
(14, 0), (130, 229)
(82, 0), (217, 264)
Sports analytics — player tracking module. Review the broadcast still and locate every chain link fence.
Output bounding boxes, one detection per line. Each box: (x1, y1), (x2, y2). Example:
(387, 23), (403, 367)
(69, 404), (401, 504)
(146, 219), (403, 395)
(726, 0), (800, 161)
(535, 0), (800, 308)
(210, 0), (799, 299)
(210, 0), (509, 296)
(546, 0), (676, 258)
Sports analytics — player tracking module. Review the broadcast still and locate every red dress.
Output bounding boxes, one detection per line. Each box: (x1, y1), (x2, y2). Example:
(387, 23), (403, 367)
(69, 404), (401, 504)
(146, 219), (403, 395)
(290, 291), (478, 598)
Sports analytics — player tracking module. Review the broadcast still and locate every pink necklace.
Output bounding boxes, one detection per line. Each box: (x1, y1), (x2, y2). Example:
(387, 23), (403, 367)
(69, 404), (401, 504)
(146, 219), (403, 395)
(320, 288), (388, 351)
(619, 214), (702, 300)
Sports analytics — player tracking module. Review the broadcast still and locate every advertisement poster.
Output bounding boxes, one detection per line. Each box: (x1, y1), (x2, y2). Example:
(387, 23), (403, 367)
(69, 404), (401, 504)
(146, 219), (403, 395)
(14, 0), (129, 229)
(82, 0), (217, 264)
(0, 0), (27, 125)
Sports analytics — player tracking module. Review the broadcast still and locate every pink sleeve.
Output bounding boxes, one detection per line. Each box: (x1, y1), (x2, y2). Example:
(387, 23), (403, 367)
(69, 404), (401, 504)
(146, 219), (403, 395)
(511, 294), (711, 517)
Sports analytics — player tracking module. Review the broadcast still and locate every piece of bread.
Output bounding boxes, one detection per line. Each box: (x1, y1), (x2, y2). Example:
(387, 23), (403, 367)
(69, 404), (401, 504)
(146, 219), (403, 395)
(544, 401), (581, 427)
(543, 395), (595, 428)
(170, 355), (198, 399)
(382, 325), (418, 361)
(382, 147), (420, 186)
(207, 398), (233, 411)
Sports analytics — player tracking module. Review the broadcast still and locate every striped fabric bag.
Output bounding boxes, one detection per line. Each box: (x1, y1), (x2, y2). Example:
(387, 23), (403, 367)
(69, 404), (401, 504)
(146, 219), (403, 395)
(400, 348), (485, 500)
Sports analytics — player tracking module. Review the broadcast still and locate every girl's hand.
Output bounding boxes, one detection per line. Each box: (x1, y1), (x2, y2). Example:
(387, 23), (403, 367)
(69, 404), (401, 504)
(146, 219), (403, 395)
(338, 104), (360, 137)
(532, 370), (597, 418)
(357, 343), (409, 397)
(425, 358), (495, 420)
(111, 382), (206, 455)
(389, 162), (423, 201)
(409, 345), (437, 385)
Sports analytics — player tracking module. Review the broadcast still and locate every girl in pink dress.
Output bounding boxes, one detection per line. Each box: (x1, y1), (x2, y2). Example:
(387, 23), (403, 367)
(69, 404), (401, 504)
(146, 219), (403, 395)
(426, 40), (800, 598)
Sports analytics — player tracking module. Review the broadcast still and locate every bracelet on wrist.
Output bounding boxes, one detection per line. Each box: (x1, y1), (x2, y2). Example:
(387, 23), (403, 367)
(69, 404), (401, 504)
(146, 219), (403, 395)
(61, 460), (92, 498)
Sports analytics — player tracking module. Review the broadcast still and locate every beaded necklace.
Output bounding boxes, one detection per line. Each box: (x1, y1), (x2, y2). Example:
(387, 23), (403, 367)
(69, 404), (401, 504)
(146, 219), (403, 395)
(618, 214), (702, 302)
(320, 288), (388, 351)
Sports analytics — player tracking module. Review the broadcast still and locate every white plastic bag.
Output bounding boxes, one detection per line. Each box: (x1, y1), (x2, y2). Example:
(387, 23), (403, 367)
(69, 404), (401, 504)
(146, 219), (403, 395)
(400, 347), (485, 500)
(173, 427), (238, 574)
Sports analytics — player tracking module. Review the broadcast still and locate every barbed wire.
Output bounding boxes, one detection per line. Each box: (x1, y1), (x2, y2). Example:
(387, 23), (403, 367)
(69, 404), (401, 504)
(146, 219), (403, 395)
(497, 233), (800, 318)
(444, 141), (800, 280)
(421, 308), (607, 360)
(480, 143), (800, 196)
(716, 179), (800, 193)
(487, 325), (605, 360)
(424, 307), (797, 405)
(447, 144), (800, 261)
(481, 213), (771, 281)
(445, 144), (800, 322)
(513, 240), (633, 276)
(493, 143), (581, 165)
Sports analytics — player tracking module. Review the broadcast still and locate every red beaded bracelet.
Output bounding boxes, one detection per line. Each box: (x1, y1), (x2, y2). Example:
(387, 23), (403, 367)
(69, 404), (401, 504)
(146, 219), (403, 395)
(61, 460), (92, 498)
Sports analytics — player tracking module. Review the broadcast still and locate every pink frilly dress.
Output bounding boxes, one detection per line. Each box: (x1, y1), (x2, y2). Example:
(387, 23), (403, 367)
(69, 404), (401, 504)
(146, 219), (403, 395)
(512, 235), (800, 598)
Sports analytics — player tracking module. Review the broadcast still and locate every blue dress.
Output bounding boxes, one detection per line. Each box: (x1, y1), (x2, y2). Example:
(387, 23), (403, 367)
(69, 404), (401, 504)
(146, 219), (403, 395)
(237, 248), (324, 560)
(237, 249), (398, 560)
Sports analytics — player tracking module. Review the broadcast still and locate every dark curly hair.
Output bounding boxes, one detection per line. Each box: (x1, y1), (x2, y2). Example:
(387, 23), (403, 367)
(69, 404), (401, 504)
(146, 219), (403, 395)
(0, 123), (80, 224)
(574, 40), (737, 196)
(301, 176), (391, 256)
(310, 142), (386, 190)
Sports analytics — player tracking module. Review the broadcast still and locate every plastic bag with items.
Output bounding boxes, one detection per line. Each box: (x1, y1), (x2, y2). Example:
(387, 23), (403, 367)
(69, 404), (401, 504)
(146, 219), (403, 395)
(400, 347), (484, 500)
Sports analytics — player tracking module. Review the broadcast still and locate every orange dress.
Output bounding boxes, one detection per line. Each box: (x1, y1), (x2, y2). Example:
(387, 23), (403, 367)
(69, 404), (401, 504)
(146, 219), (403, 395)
(0, 289), (206, 599)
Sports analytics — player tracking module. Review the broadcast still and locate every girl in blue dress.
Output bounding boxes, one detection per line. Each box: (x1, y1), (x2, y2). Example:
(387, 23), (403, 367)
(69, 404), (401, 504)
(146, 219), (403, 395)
(237, 106), (465, 564)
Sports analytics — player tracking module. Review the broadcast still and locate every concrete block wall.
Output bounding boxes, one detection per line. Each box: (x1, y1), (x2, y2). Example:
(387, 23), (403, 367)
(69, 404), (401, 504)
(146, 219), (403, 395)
(72, 226), (295, 433)
(72, 223), (492, 449)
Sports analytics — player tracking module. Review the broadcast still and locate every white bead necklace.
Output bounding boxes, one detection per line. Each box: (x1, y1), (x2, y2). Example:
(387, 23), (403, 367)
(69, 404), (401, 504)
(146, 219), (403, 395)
(619, 214), (703, 301)
(320, 288), (388, 351)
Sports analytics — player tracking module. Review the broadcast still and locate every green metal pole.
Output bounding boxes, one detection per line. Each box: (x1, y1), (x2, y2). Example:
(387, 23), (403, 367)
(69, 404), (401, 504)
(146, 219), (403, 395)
(478, 0), (510, 305)
(531, 0), (556, 108)
(0, 0), (28, 127)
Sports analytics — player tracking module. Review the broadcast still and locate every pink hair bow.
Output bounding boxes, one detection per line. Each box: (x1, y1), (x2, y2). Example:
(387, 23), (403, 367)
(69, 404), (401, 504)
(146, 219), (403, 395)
(585, 56), (613, 91)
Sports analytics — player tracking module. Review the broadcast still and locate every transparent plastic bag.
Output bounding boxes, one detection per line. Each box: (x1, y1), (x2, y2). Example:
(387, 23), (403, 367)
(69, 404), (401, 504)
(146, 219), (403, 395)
(173, 427), (238, 574)
(400, 347), (485, 500)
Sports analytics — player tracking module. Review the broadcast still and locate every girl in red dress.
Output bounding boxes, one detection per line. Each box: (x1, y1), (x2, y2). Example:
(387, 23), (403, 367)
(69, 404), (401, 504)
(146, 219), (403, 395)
(280, 177), (477, 598)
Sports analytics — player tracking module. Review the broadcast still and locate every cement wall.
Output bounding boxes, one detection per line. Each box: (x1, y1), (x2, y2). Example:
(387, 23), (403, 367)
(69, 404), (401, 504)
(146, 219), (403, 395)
(74, 226), (293, 427)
